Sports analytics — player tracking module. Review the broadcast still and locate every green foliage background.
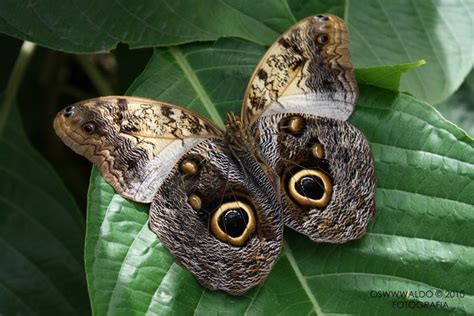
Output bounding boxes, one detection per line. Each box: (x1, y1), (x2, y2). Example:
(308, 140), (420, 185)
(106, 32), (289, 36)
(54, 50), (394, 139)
(0, 0), (472, 315)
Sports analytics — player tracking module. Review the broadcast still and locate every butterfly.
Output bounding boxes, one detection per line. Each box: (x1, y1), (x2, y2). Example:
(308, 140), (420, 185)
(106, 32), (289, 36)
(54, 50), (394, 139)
(54, 14), (376, 295)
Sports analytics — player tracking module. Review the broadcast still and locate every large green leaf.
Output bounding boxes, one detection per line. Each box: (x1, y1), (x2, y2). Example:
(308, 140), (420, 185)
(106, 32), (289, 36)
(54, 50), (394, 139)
(0, 105), (89, 314)
(1, 0), (472, 104)
(0, 0), (474, 103)
(349, 0), (473, 104)
(0, 0), (295, 53)
(85, 40), (474, 315)
(290, 0), (474, 104)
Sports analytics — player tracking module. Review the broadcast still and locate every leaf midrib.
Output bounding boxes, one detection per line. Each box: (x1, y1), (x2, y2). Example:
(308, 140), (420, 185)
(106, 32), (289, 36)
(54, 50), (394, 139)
(283, 239), (323, 316)
(168, 47), (225, 128)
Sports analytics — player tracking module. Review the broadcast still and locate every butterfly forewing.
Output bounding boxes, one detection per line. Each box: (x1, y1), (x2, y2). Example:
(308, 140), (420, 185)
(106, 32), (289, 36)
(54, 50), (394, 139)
(54, 96), (223, 203)
(241, 14), (358, 126)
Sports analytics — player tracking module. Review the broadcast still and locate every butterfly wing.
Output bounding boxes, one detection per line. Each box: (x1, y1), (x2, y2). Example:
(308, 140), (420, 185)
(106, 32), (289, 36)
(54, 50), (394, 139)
(242, 14), (376, 243)
(241, 14), (358, 126)
(149, 139), (282, 294)
(54, 96), (283, 294)
(54, 96), (223, 203)
(251, 114), (376, 243)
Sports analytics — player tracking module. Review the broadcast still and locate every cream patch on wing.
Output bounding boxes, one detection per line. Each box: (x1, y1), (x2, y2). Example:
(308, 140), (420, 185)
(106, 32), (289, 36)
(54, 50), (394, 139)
(98, 137), (205, 204)
(260, 93), (354, 121)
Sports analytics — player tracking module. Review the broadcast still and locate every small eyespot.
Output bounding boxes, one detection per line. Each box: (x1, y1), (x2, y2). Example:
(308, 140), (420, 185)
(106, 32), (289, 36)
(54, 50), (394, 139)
(210, 200), (256, 247)
(317, 34), (329, 44)
(188, 194), (202, 210)
(82, 122), (96, 133)
(180, 158), (200, 176)
(279, 115), (305, 137)
(287, 169), (333, 208)
(312, 143), (325, 159)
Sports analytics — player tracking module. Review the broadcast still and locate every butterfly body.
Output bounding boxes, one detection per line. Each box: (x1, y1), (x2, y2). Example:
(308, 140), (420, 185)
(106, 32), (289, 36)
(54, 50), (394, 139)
(54, 14), (376, 295)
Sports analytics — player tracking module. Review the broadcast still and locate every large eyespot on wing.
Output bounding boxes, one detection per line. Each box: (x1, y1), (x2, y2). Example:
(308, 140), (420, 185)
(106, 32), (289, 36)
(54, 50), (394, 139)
(149, 139), (283, 295)
(53, 96), (223, 203)
(252, 114), (376, 243)
(241, 14), (358, 126)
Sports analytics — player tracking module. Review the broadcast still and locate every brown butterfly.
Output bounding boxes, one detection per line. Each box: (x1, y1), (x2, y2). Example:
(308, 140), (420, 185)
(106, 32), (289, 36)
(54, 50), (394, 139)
(54, 14), (376, 295)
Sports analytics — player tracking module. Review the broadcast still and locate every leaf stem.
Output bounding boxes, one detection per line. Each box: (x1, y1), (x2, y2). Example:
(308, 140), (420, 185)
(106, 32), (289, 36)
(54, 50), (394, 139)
(0, 41), (36, 137)
(75, 55), (115, 96)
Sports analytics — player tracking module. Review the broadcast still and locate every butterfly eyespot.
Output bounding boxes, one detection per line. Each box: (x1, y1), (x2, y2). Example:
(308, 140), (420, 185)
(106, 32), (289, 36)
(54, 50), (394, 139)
(188, 194), (202, 210)
(279, 115), (305, 137)
(82, 123), (96, 133)
(180, 158), (200, 176)
(317, 34), (329, 44)
(288, 169), (332, 208)
(210, 201), (256, 247)
(312, 143), (325, 159)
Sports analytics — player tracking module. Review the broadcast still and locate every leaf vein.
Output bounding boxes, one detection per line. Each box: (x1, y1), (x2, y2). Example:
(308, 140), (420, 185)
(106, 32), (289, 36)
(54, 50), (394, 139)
(168, 47), (225, 127)
(283, 239), (324, 316)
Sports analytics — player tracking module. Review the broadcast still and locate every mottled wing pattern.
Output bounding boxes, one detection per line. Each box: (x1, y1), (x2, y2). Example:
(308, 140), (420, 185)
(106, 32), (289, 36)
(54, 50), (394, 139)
(54, 96), (223, 203)
(241, 14), (358, 126)
(149, 139), (282, 294)
(252, 114), (376, 243)
(243, 14), (375, 243)
(53, 13), (374, 295)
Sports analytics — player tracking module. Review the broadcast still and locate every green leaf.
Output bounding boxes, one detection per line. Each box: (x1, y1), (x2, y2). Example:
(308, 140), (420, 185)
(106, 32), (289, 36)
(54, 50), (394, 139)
(287, 0), (346, 19)
(1, 0), (472, 104)
(85, 40), (474, 315)
(0, 104), (89, 314)
(0, 35), (22, 89)
(355, 60), (425, 92)
(346, 0), (474, 104)
(0, 0), (295, 53)
(127, 39), (267, 127)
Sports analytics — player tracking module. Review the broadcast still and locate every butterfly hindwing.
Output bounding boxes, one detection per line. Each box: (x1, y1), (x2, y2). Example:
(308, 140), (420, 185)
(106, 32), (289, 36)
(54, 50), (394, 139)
(149, 139), (283, 294)
(243, 14), (376, 242)
(252, 114), (376, 242)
